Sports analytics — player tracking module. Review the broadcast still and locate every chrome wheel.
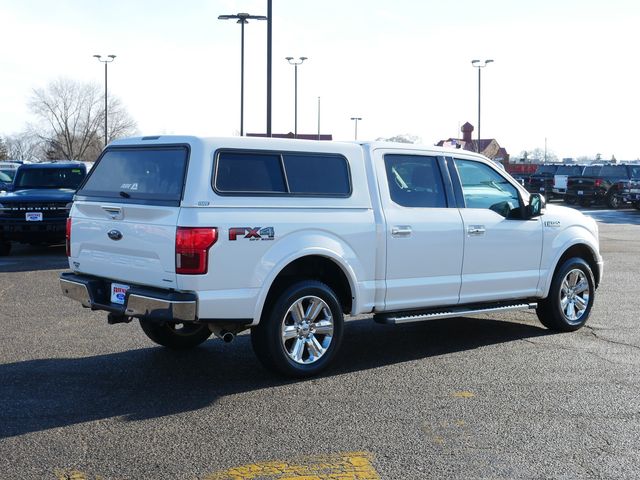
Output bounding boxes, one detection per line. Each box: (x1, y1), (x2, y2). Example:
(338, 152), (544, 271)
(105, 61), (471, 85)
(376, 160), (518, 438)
(560, 268), (590, 324)
(281, 295), (334, 365)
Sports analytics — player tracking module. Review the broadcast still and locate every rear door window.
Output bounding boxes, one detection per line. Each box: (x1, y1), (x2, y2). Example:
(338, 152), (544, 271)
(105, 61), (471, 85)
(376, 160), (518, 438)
(79, 146), (188, 204)
(384, 154), (447, 208)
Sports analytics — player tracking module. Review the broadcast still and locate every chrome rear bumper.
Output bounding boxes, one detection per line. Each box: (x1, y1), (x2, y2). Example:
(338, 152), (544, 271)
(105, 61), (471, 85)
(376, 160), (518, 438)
(60, 272), (197, 322)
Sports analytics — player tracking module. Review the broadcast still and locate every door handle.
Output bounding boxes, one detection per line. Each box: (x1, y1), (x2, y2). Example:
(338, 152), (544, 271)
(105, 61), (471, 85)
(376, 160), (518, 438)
(391, 226), (412, 237)
(102, 206), (123, 220)
(467, 225), (486, 236)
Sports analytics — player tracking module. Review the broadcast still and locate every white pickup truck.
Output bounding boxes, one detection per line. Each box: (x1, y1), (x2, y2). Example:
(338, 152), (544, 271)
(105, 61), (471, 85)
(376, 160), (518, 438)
(60, 136), (603, 377)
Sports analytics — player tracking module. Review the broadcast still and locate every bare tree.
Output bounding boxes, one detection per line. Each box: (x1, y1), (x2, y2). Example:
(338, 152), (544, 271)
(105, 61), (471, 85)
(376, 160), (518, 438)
(29, 78), (137, 161)
(4, 132), (42, 162)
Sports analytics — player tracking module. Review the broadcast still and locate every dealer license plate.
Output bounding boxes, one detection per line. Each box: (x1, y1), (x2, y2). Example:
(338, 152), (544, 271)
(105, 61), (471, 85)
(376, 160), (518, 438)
(111, 283), (130, 304)
(577, 190), (584, 195)
(540, 187), (545, 191)
(25, 212), (43, 221)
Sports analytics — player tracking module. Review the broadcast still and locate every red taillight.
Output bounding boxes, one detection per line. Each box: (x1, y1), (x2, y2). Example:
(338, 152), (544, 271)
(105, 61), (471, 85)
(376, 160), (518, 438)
(175, 227), (217, 275)
(65, 218), (72, 257)
(594, 179), (603, 187)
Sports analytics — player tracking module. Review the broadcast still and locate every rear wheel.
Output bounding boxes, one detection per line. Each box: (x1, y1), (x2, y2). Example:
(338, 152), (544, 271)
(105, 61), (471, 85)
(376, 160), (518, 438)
(139, 320), (211, 349)
(536, 257), (595, 332)
(251, 280), (344, 377)
(0, 241), (11, 256)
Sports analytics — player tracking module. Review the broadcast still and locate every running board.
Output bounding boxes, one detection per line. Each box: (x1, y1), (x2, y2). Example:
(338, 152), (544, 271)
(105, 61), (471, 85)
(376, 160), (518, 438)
(374, 302), (538, 325)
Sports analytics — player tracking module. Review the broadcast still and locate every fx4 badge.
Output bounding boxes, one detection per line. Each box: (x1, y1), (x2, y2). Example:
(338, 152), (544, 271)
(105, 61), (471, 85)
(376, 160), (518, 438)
(229, 227), (275, 241)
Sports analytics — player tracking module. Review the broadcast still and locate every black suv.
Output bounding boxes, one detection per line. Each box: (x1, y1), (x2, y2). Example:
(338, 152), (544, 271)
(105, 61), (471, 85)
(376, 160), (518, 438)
(0, 162), (87, 255)
(564, 164), (640, 208)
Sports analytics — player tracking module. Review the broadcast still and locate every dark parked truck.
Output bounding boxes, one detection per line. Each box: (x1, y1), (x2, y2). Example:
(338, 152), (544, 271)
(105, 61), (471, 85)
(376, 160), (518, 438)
(617, 177), (640, 210)
(565, 164), (640, 208)
(0, 162), (86, 255)
(524, 164), (559, 198)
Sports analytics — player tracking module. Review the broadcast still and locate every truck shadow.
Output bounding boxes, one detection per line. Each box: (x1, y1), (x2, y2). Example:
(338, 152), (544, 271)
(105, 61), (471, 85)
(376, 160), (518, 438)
(0, 244), (68, 272)
(0, 316), (548, 439)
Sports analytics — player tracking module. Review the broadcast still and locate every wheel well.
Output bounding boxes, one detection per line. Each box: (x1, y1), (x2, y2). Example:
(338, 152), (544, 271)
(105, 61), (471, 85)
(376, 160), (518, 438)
(555, 244), (600, 288)
(262, 256), (354, 316)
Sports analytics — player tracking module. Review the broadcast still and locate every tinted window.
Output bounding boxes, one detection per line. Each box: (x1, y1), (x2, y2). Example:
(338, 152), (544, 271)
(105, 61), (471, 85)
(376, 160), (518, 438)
(556, 165), (582, 175)
(0, 171), (12, 183)
(15, 167), (85, 189)
(536, 165), (558, 175)
(215, 151), (351, 196)
(283, 154), (350, 195)
(455, 159), (520, 217)
(629, 165), (640, 179)
(600, 165), (629, 179)
(216, 152), (286, 193)
(384, 154), (446, 208)
(80, 147), (187, 202)
(582, 165), (601, 176)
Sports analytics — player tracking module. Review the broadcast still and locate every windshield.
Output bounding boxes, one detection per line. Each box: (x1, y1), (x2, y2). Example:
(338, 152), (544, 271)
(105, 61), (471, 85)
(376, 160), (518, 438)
(14, 167), (86, 189)
(0, 168), (17, 181)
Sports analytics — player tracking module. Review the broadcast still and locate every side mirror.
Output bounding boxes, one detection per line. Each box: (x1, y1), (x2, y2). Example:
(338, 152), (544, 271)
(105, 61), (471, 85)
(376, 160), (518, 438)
(527, 193), (546, 218)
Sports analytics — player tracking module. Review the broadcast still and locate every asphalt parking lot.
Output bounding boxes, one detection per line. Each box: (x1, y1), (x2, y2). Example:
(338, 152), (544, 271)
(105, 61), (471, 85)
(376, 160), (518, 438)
(1, 206), (639, 480)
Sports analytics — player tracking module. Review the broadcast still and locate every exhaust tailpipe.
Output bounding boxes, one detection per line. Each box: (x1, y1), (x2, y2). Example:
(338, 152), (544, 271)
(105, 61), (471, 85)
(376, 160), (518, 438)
(221, 331), (235, 343)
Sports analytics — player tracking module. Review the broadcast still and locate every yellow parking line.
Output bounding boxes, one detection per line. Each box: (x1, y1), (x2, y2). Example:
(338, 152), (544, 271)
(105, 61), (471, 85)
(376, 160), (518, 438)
(202, 451), (380, 480)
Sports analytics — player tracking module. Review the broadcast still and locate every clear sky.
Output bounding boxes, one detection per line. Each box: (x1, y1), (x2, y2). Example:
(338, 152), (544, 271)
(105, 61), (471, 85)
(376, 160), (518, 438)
(1, 0), (638, 160)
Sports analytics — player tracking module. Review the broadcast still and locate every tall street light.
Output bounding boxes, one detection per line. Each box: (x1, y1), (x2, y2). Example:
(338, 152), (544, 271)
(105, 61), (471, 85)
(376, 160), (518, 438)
(471, 59), (494, 153)
(350, 117), (362, 140)
(218, 12), (267, 136)
(93, 54), (116, 147)
(286, 56), (307, 138)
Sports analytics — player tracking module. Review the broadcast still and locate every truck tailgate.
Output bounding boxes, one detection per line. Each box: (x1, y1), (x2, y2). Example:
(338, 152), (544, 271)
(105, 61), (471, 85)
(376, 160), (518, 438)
(70, 201), (179, 289)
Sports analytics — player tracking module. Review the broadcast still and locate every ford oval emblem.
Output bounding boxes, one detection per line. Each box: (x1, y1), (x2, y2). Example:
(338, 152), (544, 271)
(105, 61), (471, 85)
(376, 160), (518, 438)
(107, 229), (123, 241)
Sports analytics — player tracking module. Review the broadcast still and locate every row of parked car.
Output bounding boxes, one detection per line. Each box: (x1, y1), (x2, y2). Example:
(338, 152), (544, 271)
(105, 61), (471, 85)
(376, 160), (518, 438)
(515, 163), (640, 209)
(0, 161), (88, 256)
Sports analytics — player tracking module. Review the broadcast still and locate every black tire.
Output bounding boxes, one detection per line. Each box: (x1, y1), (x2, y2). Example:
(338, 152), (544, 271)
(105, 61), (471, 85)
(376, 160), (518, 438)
(634, 202), (640, 211)
(0, 242), (11, 256)
(606, 192), (619, 209)
(251, 280), (344, 378)
(139, 320), (211, 349)
(564, 196), (576, 205)
(536, 257), (595, 332)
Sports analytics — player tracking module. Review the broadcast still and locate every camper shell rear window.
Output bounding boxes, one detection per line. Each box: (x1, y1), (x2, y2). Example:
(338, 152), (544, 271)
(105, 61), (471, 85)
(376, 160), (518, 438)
(77, 146), (189, 206)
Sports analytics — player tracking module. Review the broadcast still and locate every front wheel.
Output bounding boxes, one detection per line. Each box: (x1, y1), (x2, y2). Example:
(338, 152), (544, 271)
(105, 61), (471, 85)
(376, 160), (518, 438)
(139, 320), (212, 349)
(251, 280), (344, 377)
(536, 257), (595, 331)
(606, 192), (620, 209)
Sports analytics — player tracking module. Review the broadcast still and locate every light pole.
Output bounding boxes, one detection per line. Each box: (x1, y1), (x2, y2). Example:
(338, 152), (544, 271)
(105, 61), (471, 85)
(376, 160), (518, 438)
(350, 117), (362, 140)
(219, 12), (267, 136)
(267, 0), (272, 137)
(286, 56), (307, 138)
(471, 59), (493, 153)
(93, 54), (116, 147)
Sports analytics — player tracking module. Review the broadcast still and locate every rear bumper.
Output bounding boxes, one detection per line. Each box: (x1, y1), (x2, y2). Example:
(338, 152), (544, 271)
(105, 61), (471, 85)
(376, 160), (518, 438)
(59, 272), (197, 322)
